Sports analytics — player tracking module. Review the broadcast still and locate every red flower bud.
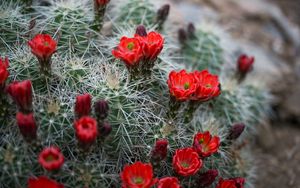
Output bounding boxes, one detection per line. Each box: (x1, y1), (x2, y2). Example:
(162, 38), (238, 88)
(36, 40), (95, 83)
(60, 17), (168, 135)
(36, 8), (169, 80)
(16, 112), (37, 140)
(7, 80), (33, 113)
(178, 28), (187, 44)
(0, 57), (9, 89)
(28, 176), (64, 188)
(167, 70), (197, 101)
(95, 0), (110, 6)
(151, 139), (168, 161)
(135, 25), (147, 37)
(28, 34), (57, 73)
(94, 100), (109, 120)
(100, 121), (112, 137)
(192, 70), (221, 102)
(193, 131), (220, 158)
(157, 4), (170, 24)
(216, 178), (246, 188)
(197, 170), (218, 187)
(75, 94), (92, 118)
(187, 23), (196, 38)
(112, 36), (143, 67)
(38, 146), (64, 171)
(172, 148), (202, 177)
(136, 31), (164, 61)
(228, 123), (245, 140)
(74, 116), (98, 146)
(120, 161), (157, 188)
(157, 177), (181, 188)
(237, 54), (254, 75)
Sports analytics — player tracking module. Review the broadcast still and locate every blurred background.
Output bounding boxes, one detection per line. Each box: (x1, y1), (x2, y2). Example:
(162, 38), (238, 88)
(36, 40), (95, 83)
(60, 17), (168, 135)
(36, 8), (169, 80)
(161, 0), (300, 187)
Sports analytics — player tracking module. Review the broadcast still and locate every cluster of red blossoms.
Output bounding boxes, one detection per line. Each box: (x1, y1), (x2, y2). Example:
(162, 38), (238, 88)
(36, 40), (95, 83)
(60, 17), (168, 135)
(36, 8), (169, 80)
(167, 69), (221, 102)
(112, 26), (164, 76)
(120, 131), (224, 187)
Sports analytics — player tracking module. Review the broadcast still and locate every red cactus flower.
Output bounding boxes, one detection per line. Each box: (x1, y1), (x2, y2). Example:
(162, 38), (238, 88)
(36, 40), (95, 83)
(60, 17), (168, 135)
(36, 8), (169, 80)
(237, 54), (254, 74)
(157, 177), (181, 188)
(75, 94), (92, 117)
(151, 139), (168, 161)
(197, 169), (218, 187)
(7, 80), (33, 112)
(74, 116), (98, 146)
(28, 34), (57, 62)
(38, 146), (64, 171)
(112, 36), (143, 67)
(167, 70), (197, 101)
(136, 31), (164, 60)
(0, 57), (9, 87)
(16, 112), (37, 139)
(193, 131), (220, 158)
(216, 178), (245, 188)
(95, 0), (110, 6)
(28, 176), (64, 188)
(192, 70), (221, 101)
(172, 148), (202, 177)
(120, 161), (157, 188)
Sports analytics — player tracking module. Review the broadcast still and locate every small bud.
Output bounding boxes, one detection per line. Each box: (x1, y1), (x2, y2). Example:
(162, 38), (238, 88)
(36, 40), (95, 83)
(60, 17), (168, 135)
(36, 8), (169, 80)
(228, 123), (245, 140)
(237, 54), (254, 82)
(100, 122), (112, 137)
(151, 139), (168, 161)
(16, 112), (37, 140)
(75, 94), (92, 118)
(156, 4), (170, 25)
(135, 25), (147, 37)
(178, 28), (187, 44)
(94, 100), (109, 120)
(95, 0), (110, 6)
(197, 170), (218, 187)
(0, 57), (9, 91)
(187, 23), (196, 38)
(7, 80), (33, 113)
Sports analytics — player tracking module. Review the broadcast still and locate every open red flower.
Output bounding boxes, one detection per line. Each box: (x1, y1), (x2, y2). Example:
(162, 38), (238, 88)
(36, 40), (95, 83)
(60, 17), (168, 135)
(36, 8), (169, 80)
(237, 54), (254, 74)
(216, 178), (245, 188)
(135, 31), (164, 60)
(75, 94), (92, 117)
(167, 70), (197, 101)
(28, 176), (64, 188)
(28, 34), (57, 62)
(172, 148), (202, 177)
(157, 177), (181, 188)
(74, 116), (98, 145)
(112, 37), (143, 67)
(38, 146), (64, 171)
(16, 112), (37, 139)
(0, 57), (9, 87)
(7, 80), (33, 112)
(120, 161), (157, 188)
(95, 0), (110, 6)
(151, 139), (168, 161)
(192, 70), (221, 101)
(193, 131), (220, 158)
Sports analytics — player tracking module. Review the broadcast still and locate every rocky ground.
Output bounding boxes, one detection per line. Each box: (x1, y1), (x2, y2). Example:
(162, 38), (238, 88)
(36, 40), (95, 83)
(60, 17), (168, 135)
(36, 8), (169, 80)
(166, 0), (300, 187)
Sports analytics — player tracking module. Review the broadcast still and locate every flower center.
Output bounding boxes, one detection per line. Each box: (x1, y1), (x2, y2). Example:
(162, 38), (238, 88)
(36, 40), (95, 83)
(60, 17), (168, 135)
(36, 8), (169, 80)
(181, 161), (190, 168)
(133, 177), (144, 184)
(199, 138), (204, 144)
(205, 84), (212, 88)
(81, 123), (90, 129)
(44, 41), (49, 47)
(184, 82), (190, 90)
(45, 154), (57, 162)
(127, 42), (135, 50)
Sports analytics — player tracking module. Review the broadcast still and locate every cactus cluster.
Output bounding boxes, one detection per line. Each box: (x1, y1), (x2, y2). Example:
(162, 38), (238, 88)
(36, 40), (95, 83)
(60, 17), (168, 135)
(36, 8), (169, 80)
(0, 0), (270, 187)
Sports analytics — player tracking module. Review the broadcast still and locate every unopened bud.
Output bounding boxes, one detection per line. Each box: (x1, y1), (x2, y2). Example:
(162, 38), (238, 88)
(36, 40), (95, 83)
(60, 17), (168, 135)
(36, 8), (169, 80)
(151, 139), (168, 161)
(178, 28), (187, 44)
(187, 23), (196, 38)
(94, 100), (109, 120)
(16, 112), (37, 140)
(197, 170), (218, 187)
(100, 122), (112, 137)
(135, 25), (147, 37)
(157, 4), (170, 25)
(228, 123), (245, 140)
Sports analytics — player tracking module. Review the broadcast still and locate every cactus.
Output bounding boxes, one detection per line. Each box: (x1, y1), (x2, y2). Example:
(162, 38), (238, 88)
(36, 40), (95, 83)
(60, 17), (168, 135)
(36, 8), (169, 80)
(0, 0), (270, 187)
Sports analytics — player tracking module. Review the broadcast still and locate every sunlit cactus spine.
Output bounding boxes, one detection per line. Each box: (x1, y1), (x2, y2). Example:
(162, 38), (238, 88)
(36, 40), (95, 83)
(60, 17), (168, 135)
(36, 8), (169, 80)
(0, 0), (270, 187)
